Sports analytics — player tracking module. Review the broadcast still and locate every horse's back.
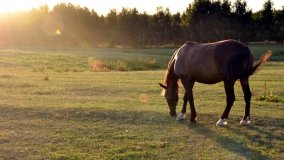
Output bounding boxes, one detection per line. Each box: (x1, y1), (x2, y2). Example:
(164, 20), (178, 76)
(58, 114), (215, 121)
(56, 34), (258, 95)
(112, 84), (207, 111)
(214, 39), (251, 65)
(174, 41), (221, 83)
(174, 40), (252, 84)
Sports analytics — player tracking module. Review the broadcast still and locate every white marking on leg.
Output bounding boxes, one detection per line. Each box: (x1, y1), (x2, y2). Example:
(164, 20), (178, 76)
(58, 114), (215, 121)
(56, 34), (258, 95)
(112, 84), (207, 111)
(176, 112), (186, 121)
(240, 117), (250, 126)
(216, 118), (228, 126)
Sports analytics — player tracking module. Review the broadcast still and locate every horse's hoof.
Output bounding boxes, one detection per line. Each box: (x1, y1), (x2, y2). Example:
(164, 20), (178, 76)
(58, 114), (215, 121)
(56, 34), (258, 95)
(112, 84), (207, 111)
(240, 118), (250, 126)
(190, 120), (197, 124)
(169, 112), (177, 117)
(190, 117), (197, 123)
(176, 113), (186, 121)
(216, 118), (227, 126)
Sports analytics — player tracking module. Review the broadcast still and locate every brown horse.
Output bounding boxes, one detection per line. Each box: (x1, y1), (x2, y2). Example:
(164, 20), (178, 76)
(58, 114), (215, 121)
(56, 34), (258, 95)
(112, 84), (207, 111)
(159, 39), (271, 126)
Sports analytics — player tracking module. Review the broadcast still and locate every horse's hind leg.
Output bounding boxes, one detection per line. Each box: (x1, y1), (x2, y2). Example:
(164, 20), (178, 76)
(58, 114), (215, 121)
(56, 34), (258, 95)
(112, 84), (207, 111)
(216, 81), (236, 126)
(240, 78), (252, 126)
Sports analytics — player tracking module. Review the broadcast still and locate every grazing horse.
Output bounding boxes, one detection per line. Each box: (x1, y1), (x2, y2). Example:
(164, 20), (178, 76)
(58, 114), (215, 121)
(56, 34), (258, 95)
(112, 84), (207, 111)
(159, 39), (271, 126)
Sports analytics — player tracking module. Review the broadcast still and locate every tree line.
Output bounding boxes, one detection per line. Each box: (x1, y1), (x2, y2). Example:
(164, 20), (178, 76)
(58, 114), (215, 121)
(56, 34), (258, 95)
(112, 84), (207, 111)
(0, 0), (283, 48)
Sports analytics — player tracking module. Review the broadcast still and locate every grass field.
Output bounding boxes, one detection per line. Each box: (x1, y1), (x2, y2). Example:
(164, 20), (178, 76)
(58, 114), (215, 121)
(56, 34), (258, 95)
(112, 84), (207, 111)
(0, 46), (283, 159)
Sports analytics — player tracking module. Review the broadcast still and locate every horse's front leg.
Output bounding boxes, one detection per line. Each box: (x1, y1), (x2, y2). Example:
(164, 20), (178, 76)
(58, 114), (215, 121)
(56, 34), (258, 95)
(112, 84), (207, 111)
(180, 78), (196, 123)
(176, 92), (187, 121)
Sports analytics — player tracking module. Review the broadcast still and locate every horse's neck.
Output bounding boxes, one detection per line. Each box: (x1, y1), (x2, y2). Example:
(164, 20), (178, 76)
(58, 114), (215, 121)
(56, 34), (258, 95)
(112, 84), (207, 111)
(167, 64), (179, 89)
(168, 78), (178, 92)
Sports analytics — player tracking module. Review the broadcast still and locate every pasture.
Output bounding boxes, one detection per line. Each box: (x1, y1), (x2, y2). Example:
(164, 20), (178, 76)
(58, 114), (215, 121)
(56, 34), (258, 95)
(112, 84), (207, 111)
(0, 46), (283, 159)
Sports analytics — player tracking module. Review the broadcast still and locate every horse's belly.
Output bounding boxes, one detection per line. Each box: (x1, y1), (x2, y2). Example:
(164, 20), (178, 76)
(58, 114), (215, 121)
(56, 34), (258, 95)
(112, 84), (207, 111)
(183, 64), (223, 84)
(194, 74), (223, 84)
(175, 66), (223, 84)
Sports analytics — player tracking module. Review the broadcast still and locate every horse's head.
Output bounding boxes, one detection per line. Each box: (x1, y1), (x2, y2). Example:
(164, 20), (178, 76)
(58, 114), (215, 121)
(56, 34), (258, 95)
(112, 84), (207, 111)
(159, 83), (178, 116)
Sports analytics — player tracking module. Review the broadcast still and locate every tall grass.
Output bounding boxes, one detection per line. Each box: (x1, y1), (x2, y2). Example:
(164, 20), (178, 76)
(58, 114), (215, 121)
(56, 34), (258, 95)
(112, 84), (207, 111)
(89, 57), (160, 72)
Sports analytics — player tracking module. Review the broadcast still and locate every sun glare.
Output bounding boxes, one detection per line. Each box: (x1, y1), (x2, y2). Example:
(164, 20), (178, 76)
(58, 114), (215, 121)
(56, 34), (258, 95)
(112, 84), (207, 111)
(55, 29), (61, 35)
(0, 1), (33, 13)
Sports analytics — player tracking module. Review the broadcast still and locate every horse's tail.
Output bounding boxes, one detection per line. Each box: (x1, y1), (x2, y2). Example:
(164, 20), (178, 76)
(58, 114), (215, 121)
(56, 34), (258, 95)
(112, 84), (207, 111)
(249, 50), (272, 76)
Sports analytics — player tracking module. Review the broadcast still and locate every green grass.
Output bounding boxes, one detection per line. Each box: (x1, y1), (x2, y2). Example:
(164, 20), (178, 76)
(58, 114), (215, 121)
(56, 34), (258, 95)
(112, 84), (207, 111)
(249, 45), (284, 60)
(0, 47), (283, 159)
(0, 45), (282, 73)
(0, 48), (174, 72)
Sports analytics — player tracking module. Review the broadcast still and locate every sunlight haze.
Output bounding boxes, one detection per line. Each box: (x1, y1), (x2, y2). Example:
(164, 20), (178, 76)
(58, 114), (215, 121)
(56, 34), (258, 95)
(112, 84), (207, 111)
(0, 0), (283, 15)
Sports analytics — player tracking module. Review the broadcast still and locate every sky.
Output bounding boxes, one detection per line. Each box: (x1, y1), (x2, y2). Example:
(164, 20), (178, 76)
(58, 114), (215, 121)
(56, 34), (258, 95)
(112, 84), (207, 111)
(0, 0), (283, 15)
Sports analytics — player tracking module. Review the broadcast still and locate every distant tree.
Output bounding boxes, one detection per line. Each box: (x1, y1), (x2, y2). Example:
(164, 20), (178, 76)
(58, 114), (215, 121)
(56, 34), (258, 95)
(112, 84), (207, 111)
(152, 7), (172, 46)
(105, 9), (119, 46)
(219, 0), (232, 39)
(181, 3), (193, 40)
(137, 12), (151, 47)
(117, 8), (140, 47)
(182, 0), (231, 42)
(273, 7), (284, 41)
(171, 13), (183, 44)
(232, 0), (253, 41)
(189, 0), (212, 42)
(262, 0), (274, 40)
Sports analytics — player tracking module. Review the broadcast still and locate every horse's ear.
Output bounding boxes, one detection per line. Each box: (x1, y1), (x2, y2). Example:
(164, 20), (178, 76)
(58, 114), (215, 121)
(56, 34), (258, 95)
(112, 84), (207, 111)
(158, 83), (167, 89)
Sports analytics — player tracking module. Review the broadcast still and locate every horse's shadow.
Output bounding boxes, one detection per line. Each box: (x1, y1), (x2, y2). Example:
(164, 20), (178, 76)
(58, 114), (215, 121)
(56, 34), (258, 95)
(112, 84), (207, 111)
(182, 113), (283, 160)
(70, 108), (282, 159)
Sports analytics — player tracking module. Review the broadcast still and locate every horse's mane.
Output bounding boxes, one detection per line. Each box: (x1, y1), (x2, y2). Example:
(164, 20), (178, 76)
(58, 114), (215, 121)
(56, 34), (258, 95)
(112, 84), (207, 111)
(161, 50), (179, 96)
